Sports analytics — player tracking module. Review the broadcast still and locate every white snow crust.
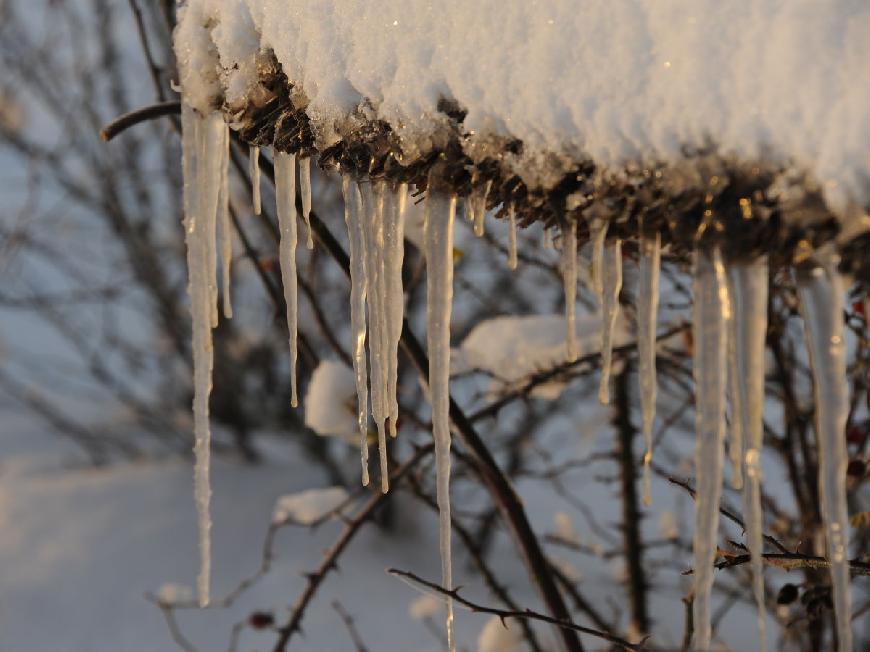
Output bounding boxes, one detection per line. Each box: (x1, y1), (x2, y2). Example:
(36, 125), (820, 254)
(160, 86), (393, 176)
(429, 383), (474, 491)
(272, 486), (349, 524)
(459, 313), (630, 396)
(304, 360), (359, 442)
(176, 0), (870, 214)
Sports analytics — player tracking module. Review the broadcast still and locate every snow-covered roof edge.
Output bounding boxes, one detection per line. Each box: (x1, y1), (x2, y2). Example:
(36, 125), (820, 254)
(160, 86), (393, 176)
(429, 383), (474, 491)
(174, 0), (870, 283)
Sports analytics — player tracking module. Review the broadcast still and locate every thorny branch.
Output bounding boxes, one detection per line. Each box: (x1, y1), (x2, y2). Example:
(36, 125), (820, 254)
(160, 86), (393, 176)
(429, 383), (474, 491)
(387, 568), (646, 651)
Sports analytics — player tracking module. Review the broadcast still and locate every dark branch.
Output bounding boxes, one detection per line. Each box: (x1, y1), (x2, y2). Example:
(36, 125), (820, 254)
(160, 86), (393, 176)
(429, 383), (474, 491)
(100, 100), (180, 141)
(387, 568), (645, 651)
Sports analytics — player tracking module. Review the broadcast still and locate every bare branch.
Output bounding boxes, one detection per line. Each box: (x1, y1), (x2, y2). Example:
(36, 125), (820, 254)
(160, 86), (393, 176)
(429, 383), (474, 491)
(387, 568), (645, 651)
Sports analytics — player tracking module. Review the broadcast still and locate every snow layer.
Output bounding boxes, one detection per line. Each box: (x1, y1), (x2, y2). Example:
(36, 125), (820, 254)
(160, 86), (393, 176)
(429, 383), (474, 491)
(459, 313), (630, 397)
(477, 617), (523, 652)
(176, 0), (870, 213)
(304, 360), (359, 442)
(272, 486), (349, 524)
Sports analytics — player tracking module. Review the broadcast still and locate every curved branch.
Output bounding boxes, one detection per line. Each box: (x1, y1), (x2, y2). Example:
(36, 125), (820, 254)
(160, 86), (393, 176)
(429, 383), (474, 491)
(99, 100), (180, 141)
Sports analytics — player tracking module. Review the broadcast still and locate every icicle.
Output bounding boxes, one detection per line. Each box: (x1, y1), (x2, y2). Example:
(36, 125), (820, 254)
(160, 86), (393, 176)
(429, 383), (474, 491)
(218, 125), (233, 319)
(181, 106), (224, 607)
(472, 180), (491, 237)
(638, 230), (661, 506)
(598, 239), (622, 405)
(561, 220), (578, 362)
(797, 251), (853, 652)
(507, 203), (518, 271)
(249, 145), (261, 215)
(730, 257), (769, 651)
(204, 130), (221, 331)
(691, 245), (729, 651)
(383, 183), (406, 439)
(342, 175), (370, 487)
(589, 218), (608, 303)
(299, 156), (314, 250)
(360, 181), (389, 493)
(275, 152), (299, 408)
(726, 305), (742, 489)
(424, 188), (457, 652)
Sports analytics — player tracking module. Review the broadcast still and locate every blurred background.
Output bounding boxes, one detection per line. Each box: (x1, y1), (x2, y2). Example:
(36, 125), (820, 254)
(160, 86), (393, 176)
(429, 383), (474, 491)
(0, 2), (866, 651)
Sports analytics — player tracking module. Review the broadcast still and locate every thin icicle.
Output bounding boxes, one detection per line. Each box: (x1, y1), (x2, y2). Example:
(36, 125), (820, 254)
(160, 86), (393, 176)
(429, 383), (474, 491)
(472, 180), (491, 237)
(299, 156), (314, 250)
(797, 251), (853, 652)
(424, 189), (457, 652)
(598, 239), (622, 405)
(730, 257), (769, 651)
(204, 132), (220, 331)
(249, 145), (261, 215)
(275, 152), (299, 408)
(342, 175), (370, 487)
(726, 304), (742, 489)
(218, 125), (233, 319)
(360, 181), (389, 493)
(543, 227), (553, 249)
(589, 218), (608, 303)
(182, 106), (224, 607)
(638, 230), (661, 506)
(561, 220), (578, 362)
(691, 245), (729, 651)
(507, 203), (518, 270)
(383, 183), (406, 439)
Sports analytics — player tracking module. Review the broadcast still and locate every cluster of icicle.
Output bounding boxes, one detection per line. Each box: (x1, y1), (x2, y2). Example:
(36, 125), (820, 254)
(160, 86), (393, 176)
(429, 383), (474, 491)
(554, 212), (853, 650)
(180, 107), (459, 647)
(180, 106), (852, 650)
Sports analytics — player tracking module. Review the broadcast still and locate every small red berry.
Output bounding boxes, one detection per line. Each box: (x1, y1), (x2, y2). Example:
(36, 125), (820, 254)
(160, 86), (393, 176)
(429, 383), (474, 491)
(846, 459), (866, 479)
(248, 611), (275, 629)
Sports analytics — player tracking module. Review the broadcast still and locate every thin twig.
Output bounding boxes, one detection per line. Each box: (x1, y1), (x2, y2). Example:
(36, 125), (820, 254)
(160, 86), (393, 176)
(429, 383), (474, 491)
(661, 470), (790, 554)
(331, 601), (370, 652)
(271, 444), (434, 651)
(713, 551), (870, 575)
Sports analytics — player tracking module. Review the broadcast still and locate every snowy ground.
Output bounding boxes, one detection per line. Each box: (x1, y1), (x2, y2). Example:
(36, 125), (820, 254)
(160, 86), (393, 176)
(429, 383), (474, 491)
(0, 424), (781, 652)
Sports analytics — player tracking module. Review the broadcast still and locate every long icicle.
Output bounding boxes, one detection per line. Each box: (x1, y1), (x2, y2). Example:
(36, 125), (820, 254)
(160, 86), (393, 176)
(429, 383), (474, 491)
(249, 145), (261, 215)
(797, 251), (853, 652)
(589, 218), (608, 302)
(507, 203), (518, 271)
(472, 180), (491, 237)
(561, 219), (578, 362)
(360, 181), (389, 492)
(275, 152), (299, 408)
(218, 124), (233, 319)
(182, 106), (223, 607)
(638, 229), (661, 505)
(726, 303), (743, 489)
(730, 257), (769, 651)
(204, 130), (220, 331)
(692, 245), (729, 650)
(342, 175), (370, 486)
(384, 183), (406, 438)
(599, 238), (623, 405)
(424, 188), (457, 652)
(299, 156), (314, 250)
